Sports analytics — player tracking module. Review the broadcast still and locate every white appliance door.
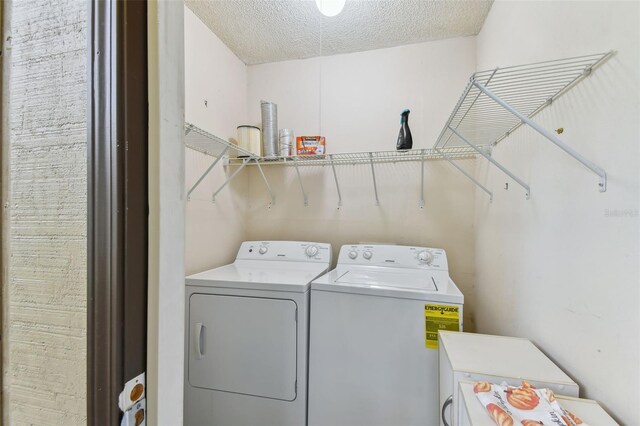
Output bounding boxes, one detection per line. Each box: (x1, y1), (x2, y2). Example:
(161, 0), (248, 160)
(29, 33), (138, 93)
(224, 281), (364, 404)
(188, 294), (298, 401)
(309, 291), (454, 426)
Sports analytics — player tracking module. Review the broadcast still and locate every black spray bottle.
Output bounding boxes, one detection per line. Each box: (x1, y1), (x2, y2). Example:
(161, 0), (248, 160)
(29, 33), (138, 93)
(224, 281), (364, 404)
(396, 109), (413, 150)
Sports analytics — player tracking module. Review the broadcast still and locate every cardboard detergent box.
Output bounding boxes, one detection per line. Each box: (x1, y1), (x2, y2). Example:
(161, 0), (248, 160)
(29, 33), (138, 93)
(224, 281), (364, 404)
(296, 136), (326, 155)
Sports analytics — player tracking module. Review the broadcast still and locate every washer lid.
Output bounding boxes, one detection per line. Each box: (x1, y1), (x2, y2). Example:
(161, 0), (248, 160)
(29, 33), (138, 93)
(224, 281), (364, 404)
(313, 266), (463, 303)
(186, 260), (330, 293)
(335, 269), (438, 291)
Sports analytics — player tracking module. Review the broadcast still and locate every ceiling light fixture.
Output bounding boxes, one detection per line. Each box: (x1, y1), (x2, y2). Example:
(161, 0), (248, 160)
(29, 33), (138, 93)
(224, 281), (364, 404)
(315, 0), (346, 17)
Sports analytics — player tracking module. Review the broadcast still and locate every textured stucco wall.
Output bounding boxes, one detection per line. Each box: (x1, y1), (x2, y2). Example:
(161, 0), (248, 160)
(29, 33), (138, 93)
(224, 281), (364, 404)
(3, 0), (87, 424)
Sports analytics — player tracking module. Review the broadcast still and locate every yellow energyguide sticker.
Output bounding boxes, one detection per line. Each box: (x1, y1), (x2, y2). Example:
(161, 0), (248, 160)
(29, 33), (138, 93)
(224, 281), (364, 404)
(424, 304), (460, 349)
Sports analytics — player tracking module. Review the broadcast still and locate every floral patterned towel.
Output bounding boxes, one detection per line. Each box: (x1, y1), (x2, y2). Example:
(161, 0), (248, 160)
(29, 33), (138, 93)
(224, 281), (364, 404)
(474, 381), (586, 426)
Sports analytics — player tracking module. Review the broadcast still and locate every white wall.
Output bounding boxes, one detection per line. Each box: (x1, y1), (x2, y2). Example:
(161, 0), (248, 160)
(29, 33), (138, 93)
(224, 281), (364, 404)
(183, 3), (640, 423)
(245, 38), (481, 329)
(148, 1), (185, 424)
(3, 0), (87, 423)
(473, 1), (640, 424)
(184, 6), (249, 274)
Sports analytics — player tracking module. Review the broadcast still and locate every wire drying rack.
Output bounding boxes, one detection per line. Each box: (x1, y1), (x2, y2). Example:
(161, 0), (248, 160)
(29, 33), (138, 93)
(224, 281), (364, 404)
(235, 147), (479, 208)
(185, 123), (256, 158)
(229, 146), (477, 167)
(185, 52), (613, 207)
(433, 51), (613, 197)
(435, 52), (612, 150)
(185, 123), (276, 205)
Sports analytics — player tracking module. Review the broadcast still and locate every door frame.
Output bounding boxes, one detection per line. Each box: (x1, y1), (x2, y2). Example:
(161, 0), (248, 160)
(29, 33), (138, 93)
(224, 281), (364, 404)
(87, 0), (148, 423)
(146, 1), (186, 423)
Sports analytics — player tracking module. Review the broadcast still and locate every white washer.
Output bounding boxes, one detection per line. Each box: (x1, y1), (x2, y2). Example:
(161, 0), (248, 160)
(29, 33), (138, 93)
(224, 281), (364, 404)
(308, 244), (464, 426)
(184, 241), (332, 426)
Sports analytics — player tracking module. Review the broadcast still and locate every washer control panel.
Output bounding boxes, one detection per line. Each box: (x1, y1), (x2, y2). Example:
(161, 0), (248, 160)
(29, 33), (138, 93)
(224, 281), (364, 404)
(237, 241), (332, 263)
(338, 244), (448, 271)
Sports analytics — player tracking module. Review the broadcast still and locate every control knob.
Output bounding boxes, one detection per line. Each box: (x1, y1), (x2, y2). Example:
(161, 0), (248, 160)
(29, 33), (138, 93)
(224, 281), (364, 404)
(348, 250), (358, 260)
(305, 245), (319, 258)
(417, 250), (434, 264)
(258, 246), (268, 255)
(363, 250), (373, 260)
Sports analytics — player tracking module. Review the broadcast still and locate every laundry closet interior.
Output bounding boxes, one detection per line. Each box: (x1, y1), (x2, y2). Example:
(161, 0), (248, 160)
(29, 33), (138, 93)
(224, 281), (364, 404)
(179, 1), (639, 425)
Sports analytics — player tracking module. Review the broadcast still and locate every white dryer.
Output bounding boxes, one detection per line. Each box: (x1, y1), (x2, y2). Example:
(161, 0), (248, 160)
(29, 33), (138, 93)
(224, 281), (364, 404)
(184, 241), (332, 426)
(308, 244), (464, 426)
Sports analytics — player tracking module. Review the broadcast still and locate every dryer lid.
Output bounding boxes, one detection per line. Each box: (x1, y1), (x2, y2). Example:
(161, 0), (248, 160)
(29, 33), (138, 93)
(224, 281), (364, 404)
(186, 260), (330, 293)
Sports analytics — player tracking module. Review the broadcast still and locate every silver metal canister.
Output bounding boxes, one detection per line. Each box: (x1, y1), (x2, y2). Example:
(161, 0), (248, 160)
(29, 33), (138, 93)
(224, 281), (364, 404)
(261, 101), (278, 158)
(279, 129), (294, 157)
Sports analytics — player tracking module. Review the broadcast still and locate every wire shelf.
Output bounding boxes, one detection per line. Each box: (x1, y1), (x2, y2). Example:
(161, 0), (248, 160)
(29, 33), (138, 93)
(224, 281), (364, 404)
(229, 146), (479, 167)
(183, 123), (478, 166)
(185, 122), (257, 158)
(434, 51), (613, 149)
(185, 52), (612, 205)
(184, 122), (479, 207)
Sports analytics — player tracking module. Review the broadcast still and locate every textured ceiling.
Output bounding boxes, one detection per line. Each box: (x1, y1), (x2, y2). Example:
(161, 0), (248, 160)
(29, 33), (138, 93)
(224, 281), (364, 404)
(185, 0), (493, 65)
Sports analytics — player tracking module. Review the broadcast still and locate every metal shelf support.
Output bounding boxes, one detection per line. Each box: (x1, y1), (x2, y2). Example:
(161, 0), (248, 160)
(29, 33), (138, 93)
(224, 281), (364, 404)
(419, 150), (426, 209)
(187, 146), (230, 200)
(212, 158), (250, 203)
(473, 80), (607, 192)
(436, 148), (493, 202)
(293, 158), (309, 207)
(449, 126), (531, 199)
(255, 159), (276, 206)
(329, 155), (343, 208)
(369, 152), (380, 206)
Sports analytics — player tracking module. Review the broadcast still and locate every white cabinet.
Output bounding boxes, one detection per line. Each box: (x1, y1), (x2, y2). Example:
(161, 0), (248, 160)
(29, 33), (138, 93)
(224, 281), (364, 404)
(457, 381), (618, 426)
(438, 331), (579, 426)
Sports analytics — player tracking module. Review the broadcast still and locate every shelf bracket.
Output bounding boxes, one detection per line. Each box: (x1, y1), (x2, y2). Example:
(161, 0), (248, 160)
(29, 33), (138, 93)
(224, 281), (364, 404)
(419, 150), (426, 209)
(436, 148), (493, 202)
(187, 146), (230, 201)
(369, 152), (380, 206)
(254, 159), (276, 207)
(449, 126), (530, 199)
(212, 157), (250, 203)
(473, 80), (607, 192)
(329, 155), (342, 209)
(293, 158), (308, 207)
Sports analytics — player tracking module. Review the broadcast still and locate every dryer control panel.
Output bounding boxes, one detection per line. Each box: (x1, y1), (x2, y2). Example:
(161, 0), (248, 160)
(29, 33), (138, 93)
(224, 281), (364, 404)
(338, 244), (448, 271)
(237, 241), (332, 263)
